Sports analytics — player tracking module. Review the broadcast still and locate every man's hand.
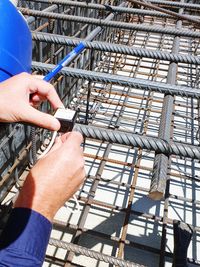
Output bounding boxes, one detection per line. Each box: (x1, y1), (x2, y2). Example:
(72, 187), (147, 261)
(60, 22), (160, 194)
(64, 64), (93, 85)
(14, 132), (85, 221)
(0, 72), (64, 130)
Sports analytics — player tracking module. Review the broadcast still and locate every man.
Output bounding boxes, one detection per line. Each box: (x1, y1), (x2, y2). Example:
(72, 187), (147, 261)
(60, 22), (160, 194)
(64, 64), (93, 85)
(0, 73), (85, 266)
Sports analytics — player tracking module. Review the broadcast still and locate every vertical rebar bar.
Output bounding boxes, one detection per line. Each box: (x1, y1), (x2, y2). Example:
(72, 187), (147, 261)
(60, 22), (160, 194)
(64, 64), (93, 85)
(1, 1), (200, 266)
(149, 3), (184, 200)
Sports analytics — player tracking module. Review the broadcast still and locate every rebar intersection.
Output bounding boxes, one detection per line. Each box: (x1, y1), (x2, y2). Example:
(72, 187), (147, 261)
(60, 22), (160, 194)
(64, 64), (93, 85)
(0, 0), (200, 266)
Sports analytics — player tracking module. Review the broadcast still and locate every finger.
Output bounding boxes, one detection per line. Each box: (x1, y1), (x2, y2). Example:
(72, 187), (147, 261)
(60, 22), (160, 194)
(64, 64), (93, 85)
(64, 131), (83, 147)
(28, 77), (64, 109)
(30, 93), (46, 103)
(60, 132), (72, 142)
(30, 93), (46, 107)
(48, 136), (63, 154)
(54, 136), (62, 144)
(22, 106), (61, 131)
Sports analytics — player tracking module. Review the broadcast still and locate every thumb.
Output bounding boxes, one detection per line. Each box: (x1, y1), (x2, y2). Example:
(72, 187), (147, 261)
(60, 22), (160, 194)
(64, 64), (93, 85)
(22, 106), (60, 131)
(64, 131), (83, 147)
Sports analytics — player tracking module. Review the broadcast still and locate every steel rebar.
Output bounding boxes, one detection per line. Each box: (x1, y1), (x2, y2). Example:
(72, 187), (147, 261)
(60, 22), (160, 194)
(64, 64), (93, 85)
(127, 0), (200, 26)
(49, 238), (145, 267)
(147, 0), (200, 10)
(1, 1), (199, 266)
(31, 62), (200, 98)
(149, 4), (183, 200)
(22, 0), (200, 19)
(32, 32), (200, 65)
(20, 8), (200, 38)
(73, 124), (200, 160)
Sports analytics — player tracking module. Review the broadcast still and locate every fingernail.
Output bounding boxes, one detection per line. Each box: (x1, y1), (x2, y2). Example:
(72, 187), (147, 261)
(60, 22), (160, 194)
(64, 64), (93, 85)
(59, 104), (65, 109)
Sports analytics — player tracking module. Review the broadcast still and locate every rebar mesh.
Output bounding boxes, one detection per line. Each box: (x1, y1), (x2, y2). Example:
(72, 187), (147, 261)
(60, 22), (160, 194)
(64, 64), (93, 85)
(0, 0), (200, 266)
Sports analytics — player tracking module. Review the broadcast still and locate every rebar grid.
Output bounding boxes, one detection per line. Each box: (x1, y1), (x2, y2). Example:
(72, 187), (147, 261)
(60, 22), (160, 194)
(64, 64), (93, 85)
(0, 0), (200, 267)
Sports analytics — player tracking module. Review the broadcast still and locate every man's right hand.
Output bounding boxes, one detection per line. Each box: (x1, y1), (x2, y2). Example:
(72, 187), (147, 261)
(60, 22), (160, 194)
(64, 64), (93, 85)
(14, 132), (85, 221)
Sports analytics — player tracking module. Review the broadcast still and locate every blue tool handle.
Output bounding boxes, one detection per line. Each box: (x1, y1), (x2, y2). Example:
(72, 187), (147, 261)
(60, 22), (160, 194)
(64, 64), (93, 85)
(44, 42), (85, 82)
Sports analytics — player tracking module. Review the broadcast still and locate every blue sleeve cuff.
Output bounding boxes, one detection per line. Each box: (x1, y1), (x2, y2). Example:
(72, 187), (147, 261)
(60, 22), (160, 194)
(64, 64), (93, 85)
(0, 208), (52, 265)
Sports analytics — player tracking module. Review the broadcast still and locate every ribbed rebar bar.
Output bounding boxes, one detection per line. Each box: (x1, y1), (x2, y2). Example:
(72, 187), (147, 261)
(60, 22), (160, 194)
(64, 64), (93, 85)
(20, 0), (165, 17)
(0, 125), (21, 150)
(32, 32), (200, 65)
(21, 0), (199, 18)
(148, 0), (200, 10)
(149, 4), (184, 200)
(73, 124), (200, 160)
(49, 238), (145, 267)
(26, 4), (57, 24)
(20, 8), (200, 38)
(31, 62), (200, 98)
(1, 1), (200, 266)
(127, 0), (200, 26)
(30, 126), (37, 164)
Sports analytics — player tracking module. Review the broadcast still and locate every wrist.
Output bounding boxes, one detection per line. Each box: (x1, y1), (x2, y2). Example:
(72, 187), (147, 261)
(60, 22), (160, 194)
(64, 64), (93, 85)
(14, 199), (56, 222)
(14, 177), (56, 222)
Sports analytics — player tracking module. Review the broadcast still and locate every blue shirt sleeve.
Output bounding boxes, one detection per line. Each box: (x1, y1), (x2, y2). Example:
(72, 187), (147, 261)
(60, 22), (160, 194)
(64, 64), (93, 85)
(0, 208), (52, 267)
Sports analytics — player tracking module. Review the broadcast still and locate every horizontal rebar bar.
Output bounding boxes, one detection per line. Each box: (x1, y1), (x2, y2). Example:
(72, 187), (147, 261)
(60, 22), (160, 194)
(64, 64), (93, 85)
(31, 62), (200, 98)
(52, 220), (200, 266)
(20, 8), (200, 38)
(27, 4), (57, 24)
(21, 0), (199, 18)
(49, 238), (145, 267)
(128, 0), (200, 26)
(78, 195), (200, 233)
(53, 219), (166, 256)
(1, 1), (200, 266)
(73, 124), (200, 160)
(32, 32), (200, 65)
(86, 173), (200, 205)
(148, 0), (200, 10)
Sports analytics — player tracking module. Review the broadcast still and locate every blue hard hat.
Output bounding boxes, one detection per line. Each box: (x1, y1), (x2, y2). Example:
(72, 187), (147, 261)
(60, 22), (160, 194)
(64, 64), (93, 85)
(0, 0), (32, 82)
